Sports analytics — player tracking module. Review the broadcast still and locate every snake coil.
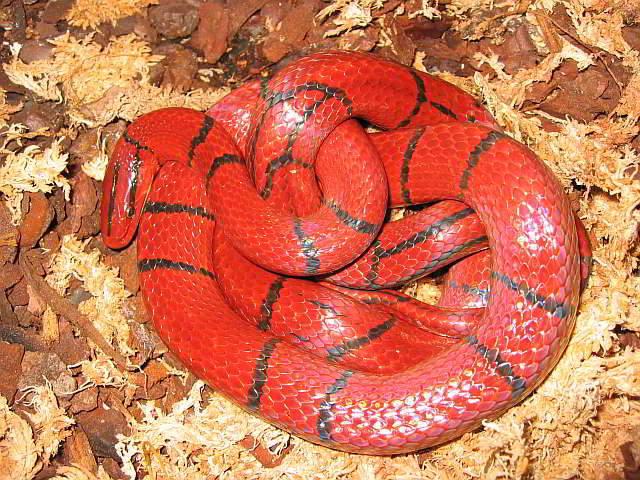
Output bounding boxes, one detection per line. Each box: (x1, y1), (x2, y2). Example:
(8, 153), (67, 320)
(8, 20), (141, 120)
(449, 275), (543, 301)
(101, 51), (589, 454)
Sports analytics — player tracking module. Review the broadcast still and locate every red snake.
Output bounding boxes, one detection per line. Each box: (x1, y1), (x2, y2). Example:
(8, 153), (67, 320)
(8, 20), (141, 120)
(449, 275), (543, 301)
(100, 51), (590, 454)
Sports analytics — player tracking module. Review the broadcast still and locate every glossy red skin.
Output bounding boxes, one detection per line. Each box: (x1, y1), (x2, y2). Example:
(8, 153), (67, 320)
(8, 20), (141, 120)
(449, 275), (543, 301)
(101, 51), (588, 454)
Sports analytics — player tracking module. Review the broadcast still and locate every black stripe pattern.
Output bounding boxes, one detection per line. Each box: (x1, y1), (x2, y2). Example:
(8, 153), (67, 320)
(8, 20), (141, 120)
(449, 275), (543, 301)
(327, 316), (396, 363)
(143, 201), (215, 221)
(447, 280), (490, 304)
(491, 271), (572, 319)
(358, 291), (411, 306)
(400, 127), (426, 204)
(465, 335), (527, 400)
(206, 153), (244, 182)
(396, 71), (428, 128)
(293, 219), (321, 273)
(187, 115), (214, 167)
(259, 154), (313, 200)
(382, 208), (475, 258)
(247, 338), (282, 410)
(366, 236), (487, 289)
(259, 277), (286, 331)
(323, 199), (378, 234)
(377, 236), (488, 288)
(363, 208), (483, 288)
(457, 131), (507, 199)
(138, 258), (215, 279)
(308, 299), (344, 317)
(429, 101), (457, 119)
(396, 70), (458, 129)
(106, 157), (120, 235)
(263, 82), (352, 112)
(317, 370), (353, 441)
(254, 81), (352, 200)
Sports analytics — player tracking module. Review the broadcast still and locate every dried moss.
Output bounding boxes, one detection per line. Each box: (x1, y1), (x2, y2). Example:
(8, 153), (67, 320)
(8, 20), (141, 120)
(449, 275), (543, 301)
(1, 0), (638, 478)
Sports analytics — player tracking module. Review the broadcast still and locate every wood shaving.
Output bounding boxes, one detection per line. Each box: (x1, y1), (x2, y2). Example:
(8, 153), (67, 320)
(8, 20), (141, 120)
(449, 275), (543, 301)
(1, 32), (228, 128)
(470, 35), (595, 110)
(2, 385), (75, 479)
(46, 235), (134, 358)
(20, 385), (75, 469)
(67, 0), (159, 30)
(116, 381), (299, 480)
(0, 89), (23, 129)
(74, 353), (130, 391)
(565, 6), (632, 57)
(446, 0), (509, 16)
(50, 465), (110, 480)
(406, 0), (441, 20)
(1, 0), (639, 478)
(317, 0), (383, 37)
(0, 395), (39, 480)
(80, 131), (109, 182)
(4, 44), (62, 102)
(0, 125), (70, 224)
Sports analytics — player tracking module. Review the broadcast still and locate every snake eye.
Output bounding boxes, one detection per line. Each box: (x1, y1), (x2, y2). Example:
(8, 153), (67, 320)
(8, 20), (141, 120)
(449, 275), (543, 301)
(126, 204), (136, 218)
(467, 114), (476, 123)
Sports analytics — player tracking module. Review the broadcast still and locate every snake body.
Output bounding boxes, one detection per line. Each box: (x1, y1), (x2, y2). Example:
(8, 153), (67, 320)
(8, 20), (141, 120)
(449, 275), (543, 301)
(101, 51), (588, 454)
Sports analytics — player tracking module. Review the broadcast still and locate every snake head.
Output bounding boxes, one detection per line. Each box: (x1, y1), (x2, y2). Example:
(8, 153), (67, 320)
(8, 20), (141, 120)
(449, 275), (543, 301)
(100, 133), (158, 249)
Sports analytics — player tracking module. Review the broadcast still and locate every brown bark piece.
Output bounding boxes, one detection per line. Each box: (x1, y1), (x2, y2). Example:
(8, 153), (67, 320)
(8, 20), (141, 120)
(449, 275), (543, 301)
(18, 351), (77, 399)
(191, 0), (269, 64)
(0, 263), (22, 290)
(148, 0), (199, 39)
(26, 283), (46, 316)
(128, 320), (159, 367)
(76, 401), (129, 460)
(57, 173), (98, 239)
(103, 241), (139, 294)
(261, 0), (291, 29)
(619, 332), (640, 349)
(525, 61), (619, 122)
(190, 0), (229, 64)
(11, 100), (65, 133)
(129, 362), (168, 401)
(377, 15), (415, 65)
(495, 22), (538, 73)
(34, 20), (60, 40)
(53, 319), (92, 366)
(262, 0), (323, 63)
(336, 28), (379, 52)
(8, 276), (29, 307)
(157, 375), (192, 412)
(623, 25), (640, 51)
(408, 30), (468, 76)
(18, 40), (54, 63)
(0, 262), (21, 291)
(101, 458), (128, 479)
(228, 0), (270, 34)
(0, 289), (18, 325)
(69, 384), (99, 414)
(41, 0), (73, 23)
(239, 434), (293, 467)
(0, 341), (25, 403)
(61, 428), (99, 475)
(0, 204), (18, 266)
(18, 193), (55, 248)
(113, 15), (158, 43)
(151, 43), (198, 92)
